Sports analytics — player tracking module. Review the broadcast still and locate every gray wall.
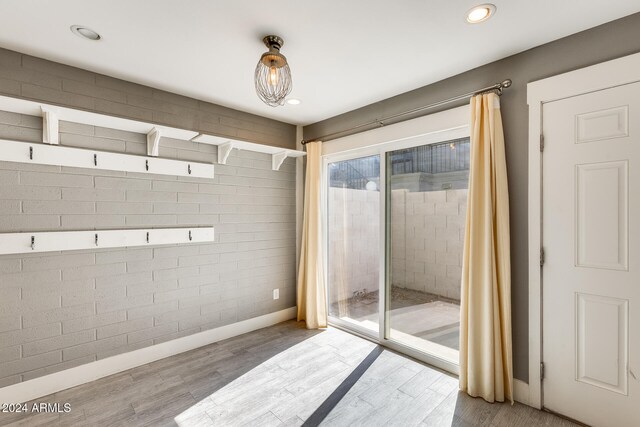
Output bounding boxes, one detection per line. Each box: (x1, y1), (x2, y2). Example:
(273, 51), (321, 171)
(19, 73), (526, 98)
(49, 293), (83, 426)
(0, 111), (296, 387)
(0, 48), (296, 149)
(0, 46), (299, 386)
(304, 12), (640, 382)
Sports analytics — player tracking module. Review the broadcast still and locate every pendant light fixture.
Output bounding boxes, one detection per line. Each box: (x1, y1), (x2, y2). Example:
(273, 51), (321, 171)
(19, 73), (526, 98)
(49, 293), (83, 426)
(255, 35), (292, 107)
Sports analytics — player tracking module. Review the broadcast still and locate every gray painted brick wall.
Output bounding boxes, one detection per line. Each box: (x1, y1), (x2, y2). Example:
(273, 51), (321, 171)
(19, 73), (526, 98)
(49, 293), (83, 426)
(0, 111), (296, 387)
(0, 48), (296, 149)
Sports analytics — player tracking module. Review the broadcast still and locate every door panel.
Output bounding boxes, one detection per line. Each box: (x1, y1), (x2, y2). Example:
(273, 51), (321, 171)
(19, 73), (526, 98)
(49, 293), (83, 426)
(326, 155), (381, 335)
(575, 105), (629, 144)
(575, 160), (628, 270)
(542, 82), (639, 427)
(385, 138), (468, 365)
(576, 293), (628, 395)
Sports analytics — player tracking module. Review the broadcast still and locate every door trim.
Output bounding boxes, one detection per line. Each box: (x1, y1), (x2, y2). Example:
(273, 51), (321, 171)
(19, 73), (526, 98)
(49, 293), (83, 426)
(527, 51), (640, 410)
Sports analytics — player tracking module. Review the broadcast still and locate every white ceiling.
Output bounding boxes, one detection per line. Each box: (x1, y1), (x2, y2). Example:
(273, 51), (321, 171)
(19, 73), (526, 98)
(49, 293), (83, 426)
(0, 1), (638, 126)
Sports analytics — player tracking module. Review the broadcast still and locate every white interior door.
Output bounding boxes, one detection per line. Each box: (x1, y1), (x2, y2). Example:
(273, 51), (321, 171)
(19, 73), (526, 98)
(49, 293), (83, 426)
(542, 82), (639, 427)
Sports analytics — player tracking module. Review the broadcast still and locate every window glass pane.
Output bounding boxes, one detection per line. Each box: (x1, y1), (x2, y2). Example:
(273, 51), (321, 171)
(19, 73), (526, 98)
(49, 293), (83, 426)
(387, 138), (468, 363)
(327, 155), (380, 333)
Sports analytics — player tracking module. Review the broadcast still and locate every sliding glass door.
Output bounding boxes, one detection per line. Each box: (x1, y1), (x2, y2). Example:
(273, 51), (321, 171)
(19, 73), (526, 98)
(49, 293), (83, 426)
(385, 138), (469, 366)
(324, 128), (468, 373)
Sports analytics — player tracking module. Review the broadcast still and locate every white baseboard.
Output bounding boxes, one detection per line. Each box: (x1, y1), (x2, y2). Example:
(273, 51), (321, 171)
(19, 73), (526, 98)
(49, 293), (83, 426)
(0, 307), (297, 404)
(513, 378), (530, 406)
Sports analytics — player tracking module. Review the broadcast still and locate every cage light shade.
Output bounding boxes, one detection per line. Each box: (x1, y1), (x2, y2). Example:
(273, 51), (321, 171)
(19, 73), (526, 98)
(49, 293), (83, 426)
(255, 35), (292, 107)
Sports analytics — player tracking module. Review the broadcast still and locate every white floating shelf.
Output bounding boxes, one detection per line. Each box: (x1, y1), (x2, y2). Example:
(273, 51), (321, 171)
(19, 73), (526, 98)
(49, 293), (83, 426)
(0, 227), (215, 255)
(0, 95), (199, 142)
(191, 134), (305, 170)
(0, 139), (214, 179)
(0, 94), (305, 170)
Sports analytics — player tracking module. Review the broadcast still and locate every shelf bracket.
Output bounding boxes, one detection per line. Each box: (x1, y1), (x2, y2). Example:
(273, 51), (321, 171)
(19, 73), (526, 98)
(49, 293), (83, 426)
(41, 107), (59, 145)
(147, 127), (161, 157)
(272, 150), (290, 171)
(218, 141), (235, 165)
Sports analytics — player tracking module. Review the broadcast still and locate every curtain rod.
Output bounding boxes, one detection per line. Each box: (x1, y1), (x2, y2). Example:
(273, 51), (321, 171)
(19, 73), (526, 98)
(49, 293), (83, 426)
(301, 79), (512, 145)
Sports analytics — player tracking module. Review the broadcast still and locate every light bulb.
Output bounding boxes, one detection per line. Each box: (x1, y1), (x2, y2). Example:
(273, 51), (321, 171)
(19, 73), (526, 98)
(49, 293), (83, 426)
(466, 4), (496, 23)
(467, 8), (489, 22)
(269, 66), (278, 86)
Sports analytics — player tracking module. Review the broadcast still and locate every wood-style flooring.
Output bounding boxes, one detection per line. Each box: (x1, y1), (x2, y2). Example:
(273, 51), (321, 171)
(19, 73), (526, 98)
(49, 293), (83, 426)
(0, 321), (578, 427)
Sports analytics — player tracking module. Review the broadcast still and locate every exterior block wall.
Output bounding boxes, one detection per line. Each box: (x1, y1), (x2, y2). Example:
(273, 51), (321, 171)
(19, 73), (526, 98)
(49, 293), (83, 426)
(327, 188), (465, 305)
(391, 189), (466, 301)
(327, 187), (380, 304)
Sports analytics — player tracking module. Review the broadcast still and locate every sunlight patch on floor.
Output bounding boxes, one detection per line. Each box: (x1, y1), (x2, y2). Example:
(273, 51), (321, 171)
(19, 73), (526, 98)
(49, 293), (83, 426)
(173, 329), (375, 426)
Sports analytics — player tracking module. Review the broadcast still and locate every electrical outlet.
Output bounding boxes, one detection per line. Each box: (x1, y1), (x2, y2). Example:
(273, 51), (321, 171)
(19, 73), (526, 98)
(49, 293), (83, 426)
(273, 289), (279, 300)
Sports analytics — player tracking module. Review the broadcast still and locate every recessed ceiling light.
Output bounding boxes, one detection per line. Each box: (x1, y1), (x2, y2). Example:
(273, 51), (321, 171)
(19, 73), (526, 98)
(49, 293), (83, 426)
(70, 25), (101, 41)
(286, 98), (301, 105)
(466, 4), (496, 24)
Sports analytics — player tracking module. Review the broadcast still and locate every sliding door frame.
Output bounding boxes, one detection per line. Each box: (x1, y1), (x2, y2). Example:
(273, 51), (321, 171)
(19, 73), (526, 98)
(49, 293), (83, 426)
(322, 106), (470, 375)
(322, 146), (382, 341)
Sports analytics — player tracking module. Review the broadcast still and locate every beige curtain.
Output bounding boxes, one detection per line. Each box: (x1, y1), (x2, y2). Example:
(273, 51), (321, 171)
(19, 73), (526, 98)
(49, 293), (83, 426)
(459, 93), (513, 403)
(297, 141), (327, 329)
